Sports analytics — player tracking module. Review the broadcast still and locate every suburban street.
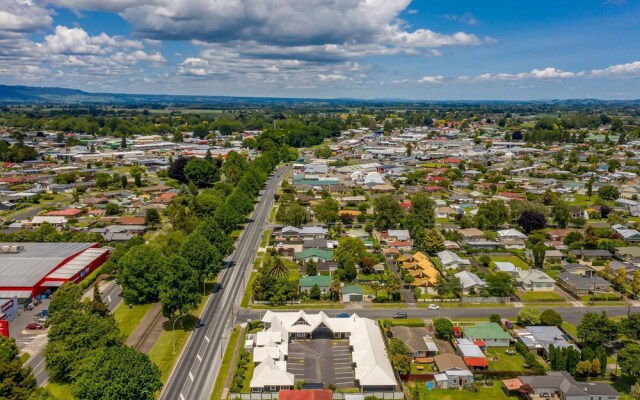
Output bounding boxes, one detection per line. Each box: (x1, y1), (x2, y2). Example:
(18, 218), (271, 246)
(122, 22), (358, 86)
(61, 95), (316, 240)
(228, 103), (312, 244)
(159, 165), (290, 400)
(239, 305), (640, 325)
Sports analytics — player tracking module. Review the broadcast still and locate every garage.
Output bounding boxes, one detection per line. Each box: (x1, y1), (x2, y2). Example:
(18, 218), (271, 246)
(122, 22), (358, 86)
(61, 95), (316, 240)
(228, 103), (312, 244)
(342, 286), (364, 303)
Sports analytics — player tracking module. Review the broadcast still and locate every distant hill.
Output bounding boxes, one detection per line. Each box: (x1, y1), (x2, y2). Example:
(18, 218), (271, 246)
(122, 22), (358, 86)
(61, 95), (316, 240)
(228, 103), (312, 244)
(0, 84), (638, 106)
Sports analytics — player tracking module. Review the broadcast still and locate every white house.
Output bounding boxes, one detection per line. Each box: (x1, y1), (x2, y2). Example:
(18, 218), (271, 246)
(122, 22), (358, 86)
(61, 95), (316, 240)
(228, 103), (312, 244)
(454, 271), (487, 294)
(437, 250), (471, 270)
(516, 269), (555, 291)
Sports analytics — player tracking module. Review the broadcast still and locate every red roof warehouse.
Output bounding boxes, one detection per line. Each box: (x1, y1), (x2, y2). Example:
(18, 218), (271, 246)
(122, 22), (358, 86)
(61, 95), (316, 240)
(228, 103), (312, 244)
(0, 242), (109, 301)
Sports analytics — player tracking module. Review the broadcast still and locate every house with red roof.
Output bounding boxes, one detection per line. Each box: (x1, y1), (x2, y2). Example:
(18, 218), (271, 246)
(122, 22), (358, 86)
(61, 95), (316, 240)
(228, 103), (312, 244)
(45, 208), (84, 217)
(279, 390), (333, 400)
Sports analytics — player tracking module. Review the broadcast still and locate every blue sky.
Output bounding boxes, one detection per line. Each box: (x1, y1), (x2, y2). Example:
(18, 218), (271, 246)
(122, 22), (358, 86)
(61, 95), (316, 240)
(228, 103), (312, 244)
(0, 0), (638, 99)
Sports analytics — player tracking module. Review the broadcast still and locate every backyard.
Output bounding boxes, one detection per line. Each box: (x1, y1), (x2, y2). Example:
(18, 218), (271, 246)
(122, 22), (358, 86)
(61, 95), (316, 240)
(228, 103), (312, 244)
(490, 256), (529, 270)
(409, 382), (519, 400)
(485, 347), (527, 371)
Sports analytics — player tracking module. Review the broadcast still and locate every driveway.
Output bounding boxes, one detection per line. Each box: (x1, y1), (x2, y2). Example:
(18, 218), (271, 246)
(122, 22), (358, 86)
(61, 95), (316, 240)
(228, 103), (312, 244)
(287, 339), (355, 388)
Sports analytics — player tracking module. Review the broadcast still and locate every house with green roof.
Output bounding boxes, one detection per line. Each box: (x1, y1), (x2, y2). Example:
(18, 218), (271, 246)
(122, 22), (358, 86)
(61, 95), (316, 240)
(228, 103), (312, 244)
(342, 285), (364, 302)
(294, 248), (334, 262)
(463, 322), (512, 347)
(299, 275), (331, 294)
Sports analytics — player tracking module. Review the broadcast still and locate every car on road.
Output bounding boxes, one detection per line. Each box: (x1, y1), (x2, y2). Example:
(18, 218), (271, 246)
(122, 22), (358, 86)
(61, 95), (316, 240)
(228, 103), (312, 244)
(393, 312), (408, 319)
(26, 323), (44, 330)
(336, 313), (349, 318)
(427, 304), (439, 310)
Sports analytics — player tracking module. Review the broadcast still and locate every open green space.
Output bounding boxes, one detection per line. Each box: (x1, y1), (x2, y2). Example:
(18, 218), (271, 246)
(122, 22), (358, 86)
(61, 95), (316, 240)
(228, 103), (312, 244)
(485, 347), (526, 371)
(113, 303), (153, 339)
(562, 322), (578, 338)
(46, 382), (75, 400)
(411, 382), (518, 400)
(211, 326), (242, 400)
(521, 291), (564, 302)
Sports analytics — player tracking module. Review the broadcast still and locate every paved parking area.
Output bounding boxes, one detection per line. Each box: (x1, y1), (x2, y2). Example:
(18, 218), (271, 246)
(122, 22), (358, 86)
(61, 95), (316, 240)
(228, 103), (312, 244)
(8, 298), (51, 351)
(287, 338), (355, 388)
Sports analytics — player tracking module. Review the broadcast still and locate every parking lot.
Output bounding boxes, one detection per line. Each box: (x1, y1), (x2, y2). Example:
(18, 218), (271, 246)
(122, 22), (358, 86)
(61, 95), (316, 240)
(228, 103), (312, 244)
(8, 298), (51, 352)
(287, 335), (355, 388)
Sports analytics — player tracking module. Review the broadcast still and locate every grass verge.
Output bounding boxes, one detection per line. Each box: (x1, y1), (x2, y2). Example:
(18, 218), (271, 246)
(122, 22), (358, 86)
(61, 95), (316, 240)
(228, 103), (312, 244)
(46, 382), (75, 399)
(210, 326), (242, 400)
(114, 303), (153, 339)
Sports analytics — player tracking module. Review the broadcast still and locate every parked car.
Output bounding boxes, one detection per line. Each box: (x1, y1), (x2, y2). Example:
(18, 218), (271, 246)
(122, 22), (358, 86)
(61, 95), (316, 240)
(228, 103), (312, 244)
(427, 304), (439, 310)
(336, 313), (350, 318)
(453, 326), (462, 338)
(26, 323), (44, 330)
(393, 312), (408, 319)
(504, 320), (513, 329)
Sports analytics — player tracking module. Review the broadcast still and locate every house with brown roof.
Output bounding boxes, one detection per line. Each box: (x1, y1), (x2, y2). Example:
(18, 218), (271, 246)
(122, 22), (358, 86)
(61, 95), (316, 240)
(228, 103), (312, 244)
(459, 228), (484, 242)
(114, 216), (146, 225)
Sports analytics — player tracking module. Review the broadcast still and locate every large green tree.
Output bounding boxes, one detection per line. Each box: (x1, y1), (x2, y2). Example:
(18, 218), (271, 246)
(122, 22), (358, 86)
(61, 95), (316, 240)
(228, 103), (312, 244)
(405, 192), (435, 230)
(373, 194), (403, 230)
(577, 311), (618, 348)
(72, 346), (162, 400)
(486, 272), (515, 297)
(159, 256), (202, 318)
(195, 217), (235, 257)
(618, 344), (640, 377)
(552, 200), (571, 229)
(180, 232), (222, 287)
(184, 158), (220, 188)
(0, 336), (36, 400)
(474, 200), (509, 229)
(334, 236), (367, 270)
(45, 311), (123, 381)
(118, 245), (167, 304)
(314, 197), (340, 225)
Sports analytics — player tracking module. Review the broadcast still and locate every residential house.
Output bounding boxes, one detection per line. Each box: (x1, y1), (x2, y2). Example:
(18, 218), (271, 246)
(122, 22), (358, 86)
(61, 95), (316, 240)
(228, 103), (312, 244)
(281, 226), (329, 240)
(30, 216), (67, 228)
(401, 252), (441, 295)
(435, 206), (456, 219)
(463, 323), (512, 347)
(561, 263), (596, 277)
(612, 224), (640, 242)
(615, 246), (640, 263)
(454, 271), (487, 294)
(497, 229), (527, 241)
(569, 249), (614, 260)
(557, 272), (612, 295)
(545, 250), (564, 263)
(507, 371), (619, 400)
(437, 250), (471, 270)
(279, 390), (333, 400)
(454, 338), (488, 370)
(493, 262), (519, 275)
(516, 269), (556, 291)
(299, 275), (331, 294)
(514, 326), (578, 358)
(433, 354), (474, 389)
(389, 326), (438, 359)
(459, 228), (485, 242)
(294, 249), (334, 263)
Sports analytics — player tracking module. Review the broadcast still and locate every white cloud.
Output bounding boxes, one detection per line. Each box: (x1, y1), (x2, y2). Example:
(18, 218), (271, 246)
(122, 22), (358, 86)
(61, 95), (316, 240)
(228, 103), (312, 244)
(418, 75), (443, 84)
(44, 26), (145, 55)
(318, 74), (347, 81)
(591, 61), (640, 76)
(0, 0), (52, 32)
(443, 13), (478, 26)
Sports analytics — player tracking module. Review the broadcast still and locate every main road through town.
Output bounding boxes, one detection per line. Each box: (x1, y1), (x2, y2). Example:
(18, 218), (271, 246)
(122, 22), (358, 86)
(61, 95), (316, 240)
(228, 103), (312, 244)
(238, 305), (640, 326)
(160, 165), (290, 400)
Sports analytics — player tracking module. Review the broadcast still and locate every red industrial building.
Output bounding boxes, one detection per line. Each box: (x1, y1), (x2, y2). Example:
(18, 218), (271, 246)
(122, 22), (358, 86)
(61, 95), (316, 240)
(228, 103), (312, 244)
(0, 242), (109, 302)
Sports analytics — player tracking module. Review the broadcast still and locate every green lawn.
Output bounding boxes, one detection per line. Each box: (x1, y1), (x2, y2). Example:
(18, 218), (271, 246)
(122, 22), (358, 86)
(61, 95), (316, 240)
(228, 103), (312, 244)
(211, 326), (242, 400)
(521, 291), (565, 302)
(569, 194), (595, 206)
(46, 382), (75, 399)
(241, 271), (257, 307)
(411, 362), (436, 374)
(113, 303), (152, 339)
(490, 256), (530, 270)
(380, 318), (426, 327)
(260, 229), (270, 248)
(562, 322), (578, 338)
(486, 347), (526, 371)
(411, 382), (518, 400)
(269, 206), (277, 223)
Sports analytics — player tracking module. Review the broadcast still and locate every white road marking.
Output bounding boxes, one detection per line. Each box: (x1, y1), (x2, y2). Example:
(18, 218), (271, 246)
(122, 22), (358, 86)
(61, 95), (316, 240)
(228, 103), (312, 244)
(189, 372), (194, 381)
(204, 336), (210, 342)
(196, 354), (202, 361)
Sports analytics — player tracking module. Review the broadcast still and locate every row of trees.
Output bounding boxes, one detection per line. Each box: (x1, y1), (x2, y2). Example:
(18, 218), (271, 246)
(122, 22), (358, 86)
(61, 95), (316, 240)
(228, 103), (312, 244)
(44, 284), (162, 400)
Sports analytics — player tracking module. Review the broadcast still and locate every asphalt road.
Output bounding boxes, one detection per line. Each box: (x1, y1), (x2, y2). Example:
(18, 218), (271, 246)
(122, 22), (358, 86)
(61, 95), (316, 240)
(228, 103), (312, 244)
(160, 165), (289, 400)
(23, 281), (123, 386)
(238, 305), (640, 325)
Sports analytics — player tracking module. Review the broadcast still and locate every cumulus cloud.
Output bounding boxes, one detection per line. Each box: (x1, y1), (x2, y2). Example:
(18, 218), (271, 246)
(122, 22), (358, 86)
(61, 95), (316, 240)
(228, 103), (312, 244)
(0, 0), (52, 32)
(443, 13), (478, 26)
(462, 62), (640, 82)
(591, 61), (640, 76)
(418, 75), (443, 84)
(44, 26), (144, 55)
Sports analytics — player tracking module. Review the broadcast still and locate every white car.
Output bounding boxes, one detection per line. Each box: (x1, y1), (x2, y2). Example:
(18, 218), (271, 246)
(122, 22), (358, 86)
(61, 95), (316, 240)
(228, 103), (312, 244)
(427, 304), (439, 310)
